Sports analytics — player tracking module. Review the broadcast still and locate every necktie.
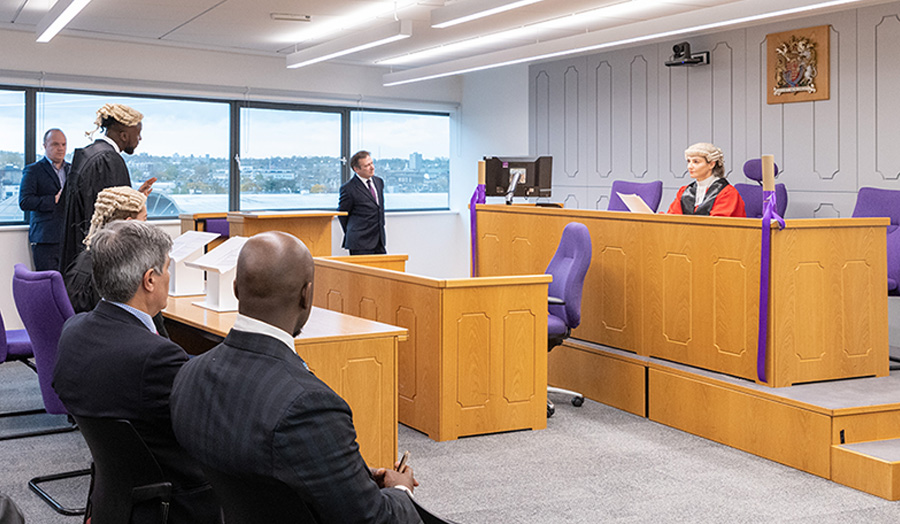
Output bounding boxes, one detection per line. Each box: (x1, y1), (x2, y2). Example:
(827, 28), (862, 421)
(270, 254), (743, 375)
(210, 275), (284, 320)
(367, 179), (378, 204)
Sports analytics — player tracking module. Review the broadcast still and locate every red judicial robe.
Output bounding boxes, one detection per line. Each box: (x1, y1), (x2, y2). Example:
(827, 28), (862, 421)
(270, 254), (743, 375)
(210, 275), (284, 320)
(667, 178), (746, 218)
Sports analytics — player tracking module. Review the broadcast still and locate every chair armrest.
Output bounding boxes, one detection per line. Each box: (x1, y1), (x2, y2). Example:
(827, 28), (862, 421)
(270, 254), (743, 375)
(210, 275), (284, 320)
(548, 296), (565, 305)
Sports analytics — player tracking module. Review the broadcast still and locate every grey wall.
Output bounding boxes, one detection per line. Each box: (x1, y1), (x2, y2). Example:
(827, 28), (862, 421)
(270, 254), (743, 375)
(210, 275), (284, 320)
(530, 1), (900, 217)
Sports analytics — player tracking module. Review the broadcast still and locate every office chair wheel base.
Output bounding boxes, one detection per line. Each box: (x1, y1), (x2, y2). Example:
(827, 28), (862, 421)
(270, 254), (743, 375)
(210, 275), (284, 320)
(547, 402), (555, 418)
(571, 396), (584, 407)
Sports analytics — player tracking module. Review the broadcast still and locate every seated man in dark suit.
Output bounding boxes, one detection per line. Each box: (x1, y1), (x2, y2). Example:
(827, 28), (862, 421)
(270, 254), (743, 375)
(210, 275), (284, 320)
(170, 231), (422, 523)
(53, 220), (220, 524)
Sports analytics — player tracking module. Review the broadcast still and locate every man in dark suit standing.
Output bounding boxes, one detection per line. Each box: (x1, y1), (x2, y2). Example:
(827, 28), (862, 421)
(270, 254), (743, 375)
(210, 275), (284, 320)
(338, 150), (387, 255)
(53, 220), (220, 524)
(19, 129), (69, 271)
(170, 232), (422, 523)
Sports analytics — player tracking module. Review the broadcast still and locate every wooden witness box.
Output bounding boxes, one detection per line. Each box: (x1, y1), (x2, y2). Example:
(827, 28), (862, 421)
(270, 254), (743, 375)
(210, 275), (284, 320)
(313, 256), (551, 441)
(474, 204), (889, 387)
(180, 210), (346, 256)
(163, 297), (406, 468)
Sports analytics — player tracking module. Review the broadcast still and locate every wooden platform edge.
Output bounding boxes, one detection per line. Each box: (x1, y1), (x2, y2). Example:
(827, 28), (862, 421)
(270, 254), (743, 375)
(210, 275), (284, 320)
(832, 445), (900, 500)
(551, 338), (900, 498)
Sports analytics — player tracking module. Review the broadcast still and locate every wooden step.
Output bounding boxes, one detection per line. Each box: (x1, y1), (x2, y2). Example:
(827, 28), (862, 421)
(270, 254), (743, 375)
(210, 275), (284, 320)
(832, 439), (900, 500)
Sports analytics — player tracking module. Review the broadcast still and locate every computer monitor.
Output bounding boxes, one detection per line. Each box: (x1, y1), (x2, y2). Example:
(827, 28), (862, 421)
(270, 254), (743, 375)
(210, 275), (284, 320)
(483, 156), (552, 200)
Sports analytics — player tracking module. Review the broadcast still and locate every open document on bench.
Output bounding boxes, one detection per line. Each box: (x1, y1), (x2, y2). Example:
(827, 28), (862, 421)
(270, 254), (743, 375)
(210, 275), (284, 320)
(617, 193), (654, 214)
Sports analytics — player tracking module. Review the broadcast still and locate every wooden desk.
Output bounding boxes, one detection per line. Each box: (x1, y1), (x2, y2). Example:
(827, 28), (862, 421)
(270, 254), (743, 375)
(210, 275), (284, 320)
(163, 296), (406, 468)
(227, 211), (345, 256)
(313, 257), (551, 441)
(475, 204), (889, 387)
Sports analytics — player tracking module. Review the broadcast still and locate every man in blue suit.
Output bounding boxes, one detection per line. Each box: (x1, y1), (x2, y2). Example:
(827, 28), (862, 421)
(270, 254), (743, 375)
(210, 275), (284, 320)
(19, 129), (69, 271)
(338, 150), (387, 255)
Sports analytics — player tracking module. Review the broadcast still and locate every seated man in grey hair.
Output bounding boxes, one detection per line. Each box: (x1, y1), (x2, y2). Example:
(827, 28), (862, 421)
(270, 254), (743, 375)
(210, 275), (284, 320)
(53, 220), (220, 524)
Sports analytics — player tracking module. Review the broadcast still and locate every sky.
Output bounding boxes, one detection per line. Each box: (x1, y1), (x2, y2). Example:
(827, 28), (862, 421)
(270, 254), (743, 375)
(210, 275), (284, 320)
(1, 90), (450, 161)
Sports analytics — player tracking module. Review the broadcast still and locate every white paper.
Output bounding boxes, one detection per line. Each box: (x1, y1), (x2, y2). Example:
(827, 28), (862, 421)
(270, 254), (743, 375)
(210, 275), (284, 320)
(185, 236), (248, 273)
(617, 193), (654, 214)
(169, 230), (220, 263)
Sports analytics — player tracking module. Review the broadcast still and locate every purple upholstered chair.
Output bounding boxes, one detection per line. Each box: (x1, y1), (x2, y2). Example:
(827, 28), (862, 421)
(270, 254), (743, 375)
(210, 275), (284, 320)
(545, 222), (592, 417)
(852, 188), (900, 295)
(12, 264), (88, 516)
(1, 309), (33, 368)
(0, 308), (43, 438)
(734, 159), (788, 219)
(204, 217), (230, 238)
(608, 180), (664, 212)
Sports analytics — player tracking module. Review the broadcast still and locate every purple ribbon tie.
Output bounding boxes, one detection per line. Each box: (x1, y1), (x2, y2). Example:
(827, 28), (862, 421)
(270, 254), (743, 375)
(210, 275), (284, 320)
(470, 184), (486, 277)
(757, 190), (785, 383)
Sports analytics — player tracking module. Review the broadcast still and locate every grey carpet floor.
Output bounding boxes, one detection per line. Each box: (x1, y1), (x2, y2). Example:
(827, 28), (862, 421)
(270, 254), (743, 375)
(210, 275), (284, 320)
(2, 360), (900, 523)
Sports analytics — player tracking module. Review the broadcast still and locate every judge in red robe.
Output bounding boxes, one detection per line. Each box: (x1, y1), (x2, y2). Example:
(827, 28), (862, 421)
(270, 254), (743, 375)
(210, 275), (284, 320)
(667, 142), (745, 218)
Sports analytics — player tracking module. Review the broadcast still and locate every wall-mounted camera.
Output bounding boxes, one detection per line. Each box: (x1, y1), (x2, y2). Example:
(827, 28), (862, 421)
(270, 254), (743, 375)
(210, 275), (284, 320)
(664, 42), (710, 67)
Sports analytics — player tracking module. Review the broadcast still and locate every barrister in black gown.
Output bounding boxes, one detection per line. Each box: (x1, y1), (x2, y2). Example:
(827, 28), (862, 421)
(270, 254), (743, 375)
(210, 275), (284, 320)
(59, 103), (155, 272)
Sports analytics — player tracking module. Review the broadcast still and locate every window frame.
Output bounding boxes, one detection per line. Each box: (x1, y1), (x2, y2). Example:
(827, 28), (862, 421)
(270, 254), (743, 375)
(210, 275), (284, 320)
(0, 84), (451, 225)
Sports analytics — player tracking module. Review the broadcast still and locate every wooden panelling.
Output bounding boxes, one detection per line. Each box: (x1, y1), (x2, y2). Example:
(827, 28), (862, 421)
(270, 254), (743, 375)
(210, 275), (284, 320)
(648, 368), (832, 478)
(313, 258), (550, 441)
(477, 205), (889, 386)
(833, 411), (900, 444)
(547, 343), (645, 417)
(771, 222), (889, 384)
(226, 211), (341, 256)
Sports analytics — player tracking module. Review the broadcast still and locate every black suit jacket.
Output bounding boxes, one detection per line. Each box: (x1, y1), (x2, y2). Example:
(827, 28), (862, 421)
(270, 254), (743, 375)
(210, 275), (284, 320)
(170, 329), (421, 524)
(53, 301), (220, 523)
(19, 157), (68, 244)
(338, 175), (386, 251)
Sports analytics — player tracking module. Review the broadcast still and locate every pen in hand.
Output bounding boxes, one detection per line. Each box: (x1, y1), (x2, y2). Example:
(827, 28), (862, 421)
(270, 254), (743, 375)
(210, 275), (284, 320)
(395, 450), (410, 472)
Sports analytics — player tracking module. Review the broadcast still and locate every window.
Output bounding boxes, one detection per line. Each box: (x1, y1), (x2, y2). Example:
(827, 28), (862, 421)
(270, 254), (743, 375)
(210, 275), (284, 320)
(351, 110), (449, 210)
(239, 106), (343, 211)
(0, 89), (25, 223)
(37, 92), (229, 218)
(2, 85), (451, 224)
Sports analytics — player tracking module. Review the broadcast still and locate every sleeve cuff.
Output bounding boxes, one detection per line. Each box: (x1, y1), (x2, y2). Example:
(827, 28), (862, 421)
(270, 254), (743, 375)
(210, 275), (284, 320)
(393, 485), (414, 498)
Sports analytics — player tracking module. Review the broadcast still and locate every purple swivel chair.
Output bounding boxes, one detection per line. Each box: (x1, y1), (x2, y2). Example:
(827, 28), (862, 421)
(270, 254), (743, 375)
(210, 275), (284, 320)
(12, 264), (89, 516)
(734, 159), (788, 219)
(0, 308), (47, 438)
(546, 222), (592, 417)
(608, 180), (664, 212)
(852, 188), (900, 296)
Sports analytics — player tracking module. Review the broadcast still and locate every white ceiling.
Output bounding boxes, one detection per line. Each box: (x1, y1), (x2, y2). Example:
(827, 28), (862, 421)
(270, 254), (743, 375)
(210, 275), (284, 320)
(0, 0), (893, 80)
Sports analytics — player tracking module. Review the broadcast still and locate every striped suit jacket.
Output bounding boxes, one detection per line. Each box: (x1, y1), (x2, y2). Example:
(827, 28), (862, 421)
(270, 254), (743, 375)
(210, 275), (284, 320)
(170, 329), (421, 524)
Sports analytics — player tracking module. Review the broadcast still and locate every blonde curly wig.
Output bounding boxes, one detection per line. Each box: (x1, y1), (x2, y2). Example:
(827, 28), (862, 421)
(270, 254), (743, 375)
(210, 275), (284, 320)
(684, 142), (726, 178)
(84, 186), (147, 248)
(86, 103), (143, 138)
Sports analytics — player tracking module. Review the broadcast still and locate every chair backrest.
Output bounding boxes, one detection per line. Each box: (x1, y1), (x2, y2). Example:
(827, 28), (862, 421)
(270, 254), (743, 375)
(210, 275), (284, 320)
(0, 309), (8, 363)
(11, 265), (74, 415)
(74, 416), (171, 524)
(545, 222), (592, 329)
(739, 159), (788, 218)
(607, 180), (664, 212)
(204, 218), (229, 237)
(852, 187), (900, 292)
(201, 466), (318, 524)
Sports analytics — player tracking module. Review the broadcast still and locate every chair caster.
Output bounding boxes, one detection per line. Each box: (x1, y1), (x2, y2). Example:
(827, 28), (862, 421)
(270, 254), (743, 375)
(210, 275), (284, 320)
(547, 401), (555, 418)
(572, 396), (584, 407)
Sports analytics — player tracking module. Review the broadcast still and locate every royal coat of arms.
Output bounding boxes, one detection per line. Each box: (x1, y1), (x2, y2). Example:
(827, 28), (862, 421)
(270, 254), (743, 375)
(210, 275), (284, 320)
(774, 36), (817, 95)
(767, 25), (830, 104)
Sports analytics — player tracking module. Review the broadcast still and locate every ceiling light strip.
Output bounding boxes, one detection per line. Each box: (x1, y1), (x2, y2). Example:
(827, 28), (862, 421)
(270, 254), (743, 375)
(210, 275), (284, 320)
(432, 0), (545, 29)
(36, 0), (92, 43)
(288, 20), (412, 69)
(384, 0), (865, 86)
